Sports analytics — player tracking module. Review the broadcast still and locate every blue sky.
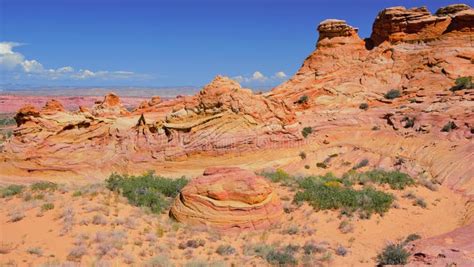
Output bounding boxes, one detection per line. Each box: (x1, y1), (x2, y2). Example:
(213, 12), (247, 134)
(0, 0), (467, 87)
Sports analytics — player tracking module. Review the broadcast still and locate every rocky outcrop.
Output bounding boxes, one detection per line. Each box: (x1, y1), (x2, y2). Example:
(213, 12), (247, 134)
(370, 6), (450, 45)
(14, 105), (40, 126)
(170, 167), (283, 230)
(435, 4), (471, 16)
(92, 93), (130, 117)
(42, 99), (65, 114)
(317, 19), (359, 40)
(407, 222), (474, 266)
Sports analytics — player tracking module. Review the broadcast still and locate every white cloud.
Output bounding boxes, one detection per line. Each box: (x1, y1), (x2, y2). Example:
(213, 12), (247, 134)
(274, 71), (287, 79)
(0, 41), (149, 81)
(232, 71), (288, 84)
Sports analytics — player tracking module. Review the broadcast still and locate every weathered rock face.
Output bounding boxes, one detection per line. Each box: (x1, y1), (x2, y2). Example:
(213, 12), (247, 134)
(407, 222), (474, 266)
(370, 6), (450, 45)
(42, 99), (65, 114)
(92, 93), (130, 117)
(317, 19), (359, 40)
(170, 167), (283, 231)
(435, 4), (471, 17)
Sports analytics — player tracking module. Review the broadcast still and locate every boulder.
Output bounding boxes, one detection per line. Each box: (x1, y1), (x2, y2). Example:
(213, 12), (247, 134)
(170, 167), (283, 231)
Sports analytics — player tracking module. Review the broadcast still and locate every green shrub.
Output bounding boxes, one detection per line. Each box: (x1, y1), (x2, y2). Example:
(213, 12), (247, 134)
(384, 89), (401, 100)
(343, 170), (415, 190)
(31, 182), (58, 191)
(413, 197), (427, 208)
(404, 233), (421, 244)
(260, 169), (292, 184)
(441, 121), (458, 132)
(216, 245), (236, 256)
(294, 175), (394, 217)
(359, 103), (369, 110)
(266, 250), (297, 266)
(402, 116), (415, 128)
(0, 185), (24, 198)
(376, 243), (410, 266)
(316, 162), (327, 169)
(0, 117), (16, 126)
(105, 171), (188, 213)
(450, 76), (472, 91)
(299, 151), (307, 160)
(302, 127), (313, 138)
(41, 203), (55, 212)
(296, 95), (309, 105)
(352, 159), (369, 170)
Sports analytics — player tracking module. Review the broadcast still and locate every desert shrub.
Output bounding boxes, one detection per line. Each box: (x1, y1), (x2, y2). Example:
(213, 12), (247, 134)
(27, 247), (43, 256)
(179, 239), (205, 249)
(301, 127), (313, 138)
(299, 151), (307, 160)
(402, 116), (415, 128)
(266, 250), (298, 266)
(294, 175), (394, 217)
(105, 171), (188, 213)
(145, 255), (172, 267)
(316, 162), (327, 169)
(296, 95), (309, 104)
(335, 246), (347, 256)
(9, 210), (25, 222)
(304, 165), (310, 169)
(384, 89), (401, 99)
(352, 159), (369, 170)
(450, 76), (473, 91)
(284, 225), (299, 235)
(343, 170), (415, 190)
(72, 191), (82, 197)
(216, 245), (236, 256)
(359, 103), (369, 110)
(303, 242), (326, 255)
(0, 117), (16, 126)
(376, 243), (410, 266)
(338, 219), (354, 234)
(41, 203), (55, 212)
(260, 169), (292, 184)
(31, 181), (58, 191)
(441, 121), (458, 132)
(0, 185), (24, 198)
(413, 197), (427, 208)
(92, 214), (107, 225)
(404, 233), (421, 244)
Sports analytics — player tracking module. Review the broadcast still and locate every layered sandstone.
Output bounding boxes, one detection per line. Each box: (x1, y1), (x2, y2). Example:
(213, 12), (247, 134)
(170, 167), (283, 230)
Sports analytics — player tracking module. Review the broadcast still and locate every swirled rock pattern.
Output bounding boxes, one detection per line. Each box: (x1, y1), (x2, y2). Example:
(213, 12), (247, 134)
(170, 167), (283, 231)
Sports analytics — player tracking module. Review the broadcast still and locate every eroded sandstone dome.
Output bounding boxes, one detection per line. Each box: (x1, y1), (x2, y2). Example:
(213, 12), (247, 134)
(170, 167), (283, 231)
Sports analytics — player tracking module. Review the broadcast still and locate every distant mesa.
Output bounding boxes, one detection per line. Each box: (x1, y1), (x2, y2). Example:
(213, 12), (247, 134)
(170, 167), (283, 231)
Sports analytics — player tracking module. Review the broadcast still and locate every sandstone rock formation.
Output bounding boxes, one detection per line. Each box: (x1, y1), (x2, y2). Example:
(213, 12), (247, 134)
(0, 4), (473, 201)
(170, 167), (283, 230)
(407, 222), (474, 266)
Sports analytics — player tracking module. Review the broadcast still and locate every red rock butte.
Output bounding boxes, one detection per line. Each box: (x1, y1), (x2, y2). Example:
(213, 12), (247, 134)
(170, 167), (283, 231)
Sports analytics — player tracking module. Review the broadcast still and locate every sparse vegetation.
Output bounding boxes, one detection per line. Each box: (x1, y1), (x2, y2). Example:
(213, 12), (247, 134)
(26, 247), (43, 256)
(376, 243), (410, 266)
(299, 151), (307, 160)
(260, 169), (293, 184)
(105, 171), (188, 213)
(352, 159), (369, 170)
(294, 173), (394, 218)
(450, 76), (473, 91)
(402, 116), (415, 128)
(441, 121), (458, 132)
(335, 246), (347, 256)
(0, 185), (24, 198)
(41, 203), (55, 212)
(404, 233), (421, 244)
(302, 127), (313, 138)
(266, 250), (298, 266)
(216, 245), (236, 256)
(296, 95), (309, 105)
(413, 197), (427, 208)
(384, 89), (401, 100)
(0, 117), (16, 126)
(316, 162), (327, 169)
(343, 169), (415, 190)
(31, 181), (58, 191)
(359, 103), (369, 110)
